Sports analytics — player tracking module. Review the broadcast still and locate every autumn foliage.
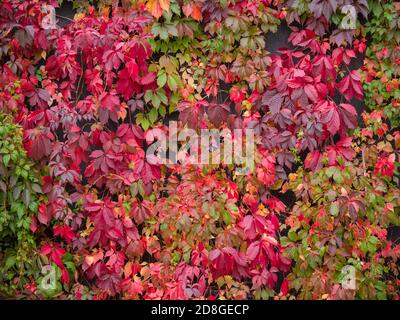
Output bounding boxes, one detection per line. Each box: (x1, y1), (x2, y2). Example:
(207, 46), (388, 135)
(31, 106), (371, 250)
(0, 0), (399, 300)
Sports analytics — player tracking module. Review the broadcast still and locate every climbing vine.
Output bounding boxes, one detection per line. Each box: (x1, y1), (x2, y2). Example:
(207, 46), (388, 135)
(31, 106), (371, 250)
(0, 0), (398, 300)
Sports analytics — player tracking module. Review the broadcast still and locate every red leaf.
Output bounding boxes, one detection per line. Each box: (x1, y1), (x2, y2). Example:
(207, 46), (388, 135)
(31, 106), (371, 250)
(116, 60), (140, 100)
(140, 72), (156, 85)
(281, 279), (289, 295)
(305, 150), (323, 171)
(304, 84), (319, 103)
(54, 224), (76, 243)
(206, 102), (230, 127)
(103, 43), (124, 71)
(338, 103), (358, 130)
(38, 203), (51, 225)
(177, 100), (207, 129)
(30, 216), (38, 233)
(338, 71), (363, 101)
(262, 90), (283, 115)
(317, 100), (340, 135)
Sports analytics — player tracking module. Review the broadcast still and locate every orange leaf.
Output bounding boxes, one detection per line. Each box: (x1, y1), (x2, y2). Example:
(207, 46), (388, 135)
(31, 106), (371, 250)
(124, 262), (133, 278)
(191, 4), (202, 21)
(146, 0), (169, 19)
(159, 0), (170, 12)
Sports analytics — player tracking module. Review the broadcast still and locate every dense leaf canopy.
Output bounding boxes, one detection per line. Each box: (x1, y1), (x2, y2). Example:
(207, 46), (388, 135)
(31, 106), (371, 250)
(0, 0), (399, 300)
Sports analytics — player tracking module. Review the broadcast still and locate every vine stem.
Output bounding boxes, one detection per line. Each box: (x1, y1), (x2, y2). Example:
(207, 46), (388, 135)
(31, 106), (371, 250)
(75, 51), (84, 104)
(56, 15), (75, 24)
(362, 147), (366, 176)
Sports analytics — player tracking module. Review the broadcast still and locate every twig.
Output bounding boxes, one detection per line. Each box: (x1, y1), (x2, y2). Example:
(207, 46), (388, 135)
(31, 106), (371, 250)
(362, 147), (366, 176)
(75, 51), (84, 104)
(56, 15), (75, 24)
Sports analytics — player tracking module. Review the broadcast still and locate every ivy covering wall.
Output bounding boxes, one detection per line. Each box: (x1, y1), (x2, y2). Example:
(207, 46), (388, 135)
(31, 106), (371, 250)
(0, 0), (399, 300)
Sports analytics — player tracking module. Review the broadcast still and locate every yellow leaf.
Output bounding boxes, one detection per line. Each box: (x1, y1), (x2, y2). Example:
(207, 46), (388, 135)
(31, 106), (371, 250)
(124, 262), (133, 278)
(395, 133), (400, 149)
(224, 275), (234, 288)
(159, 0), (169, 12)
(85, 255), (94, 266)
(146, 0), (169, 19)
(271, 178), (284, 190)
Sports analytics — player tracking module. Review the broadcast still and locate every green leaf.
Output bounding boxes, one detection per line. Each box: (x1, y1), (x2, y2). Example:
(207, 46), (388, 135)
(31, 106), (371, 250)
(148, 108), (158, 124)
(5, 255), (16, 269)
(138, 180), (145, 197)
(222, 210), (232, 225)
(22, 189), (31, 206)
(141, 117), (150, 131)
(157, 71), (167, 87)
(288, 230), (298, 241)
(159, 105), (166, 117)
(136, 113), (144, 125)
(326, 167), (335, 178)
(13, 185), (22, 200)
(152, 94), (161, 109)
(333, 170), (343, 184)
(144, 90), (153, 103)
(167, 75), (177, 91)
(170, 92), (180, 106)
(157, 89), (168, 105)
(330, 203), (339, 216)
(159, 28), (169, 40)
(166, 24), (178, 37)
(3, 154), (10, 166)
(32, 183), (42, 193)
(369, 236), (379, 245)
